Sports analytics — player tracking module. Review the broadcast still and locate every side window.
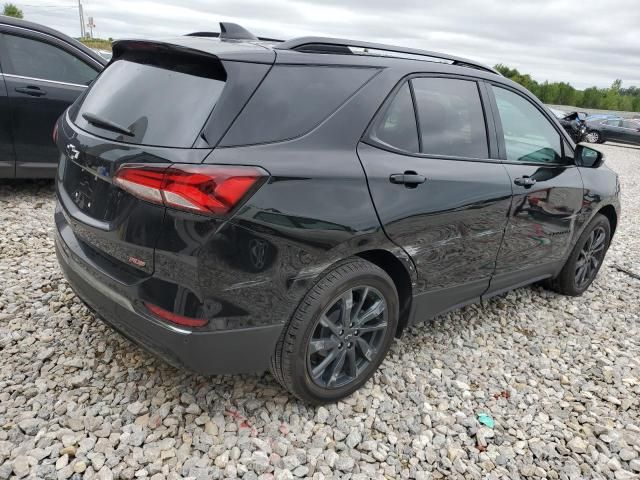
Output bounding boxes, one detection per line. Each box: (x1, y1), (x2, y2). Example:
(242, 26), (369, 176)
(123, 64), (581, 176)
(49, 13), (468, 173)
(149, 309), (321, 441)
(412, 77), (488, 158)
(369, 82), (419, 152)
(492, 86), (562, 164)
(605, 119), (622, 127)
(622, 120), (639, 129)
(221, 65), (378, 147)
(3, 34), (98, 85)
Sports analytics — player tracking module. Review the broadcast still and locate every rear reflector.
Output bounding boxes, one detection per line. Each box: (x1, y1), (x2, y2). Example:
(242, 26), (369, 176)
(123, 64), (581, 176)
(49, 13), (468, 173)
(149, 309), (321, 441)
(114, 164), (266, 215)
(144, 302), (209, 328)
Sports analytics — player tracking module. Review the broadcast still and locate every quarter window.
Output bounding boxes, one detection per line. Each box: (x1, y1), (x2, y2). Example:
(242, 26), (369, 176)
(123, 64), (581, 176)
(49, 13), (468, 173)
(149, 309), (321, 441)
(369, 82), (419, 153)
(3, 34), (98, 85)
(412, 77), (488, 158)
(492, 86), (562, 164)
(622, 120), (639, 129)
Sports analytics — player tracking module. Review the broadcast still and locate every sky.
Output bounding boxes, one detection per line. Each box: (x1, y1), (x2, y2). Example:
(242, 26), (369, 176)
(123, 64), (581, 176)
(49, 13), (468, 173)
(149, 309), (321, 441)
(21, 0), (640, 90)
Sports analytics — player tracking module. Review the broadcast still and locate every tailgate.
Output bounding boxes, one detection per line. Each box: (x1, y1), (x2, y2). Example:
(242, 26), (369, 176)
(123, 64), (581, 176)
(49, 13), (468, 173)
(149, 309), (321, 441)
(56, 121), (211, 278)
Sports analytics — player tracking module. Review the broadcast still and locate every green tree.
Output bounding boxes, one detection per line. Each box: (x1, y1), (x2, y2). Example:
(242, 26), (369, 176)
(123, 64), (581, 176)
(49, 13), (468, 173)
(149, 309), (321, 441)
(3, 3), (23, 18)
(495, 64), (639, 112)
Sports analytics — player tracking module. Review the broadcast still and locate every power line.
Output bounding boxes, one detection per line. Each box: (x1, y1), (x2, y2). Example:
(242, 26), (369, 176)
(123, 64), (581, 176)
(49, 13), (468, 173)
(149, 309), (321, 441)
(21, 5), (77, 8)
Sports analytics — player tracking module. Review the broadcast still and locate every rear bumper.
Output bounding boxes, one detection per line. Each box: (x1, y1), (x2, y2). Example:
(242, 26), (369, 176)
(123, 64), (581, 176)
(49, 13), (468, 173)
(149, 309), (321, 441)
(55, 214), (284, 375)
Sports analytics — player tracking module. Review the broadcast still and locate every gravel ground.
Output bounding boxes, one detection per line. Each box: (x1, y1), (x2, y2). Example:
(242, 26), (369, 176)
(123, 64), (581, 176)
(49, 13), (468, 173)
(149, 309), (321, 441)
(0, 144), (639, 480)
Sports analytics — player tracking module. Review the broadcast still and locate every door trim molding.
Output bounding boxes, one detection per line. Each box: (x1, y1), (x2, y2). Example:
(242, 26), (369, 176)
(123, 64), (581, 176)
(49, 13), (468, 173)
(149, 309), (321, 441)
(0, 72), (88, 88)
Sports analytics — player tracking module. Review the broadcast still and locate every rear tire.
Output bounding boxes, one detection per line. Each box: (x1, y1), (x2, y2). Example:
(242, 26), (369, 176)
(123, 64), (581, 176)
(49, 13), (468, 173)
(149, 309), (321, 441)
(550, 214), (610, 296)
(271, 257), (398, 404)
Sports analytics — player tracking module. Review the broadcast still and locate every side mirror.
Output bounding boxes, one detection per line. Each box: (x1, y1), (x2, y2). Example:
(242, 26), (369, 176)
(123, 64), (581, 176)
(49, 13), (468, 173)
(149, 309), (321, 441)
(575, 144), (604, 168)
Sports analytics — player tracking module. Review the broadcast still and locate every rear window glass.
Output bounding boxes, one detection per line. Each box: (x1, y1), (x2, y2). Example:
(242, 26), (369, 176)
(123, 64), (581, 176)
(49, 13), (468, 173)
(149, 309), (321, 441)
(412, 77), (488, 158)
(75, 57), (225, 147)
(369, 82), (419, 152)
(220, 65), (378, 147)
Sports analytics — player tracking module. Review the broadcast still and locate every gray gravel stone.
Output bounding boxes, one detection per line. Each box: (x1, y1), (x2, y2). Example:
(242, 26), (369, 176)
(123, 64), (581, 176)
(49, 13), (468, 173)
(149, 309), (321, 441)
(0, 145), (639, 480)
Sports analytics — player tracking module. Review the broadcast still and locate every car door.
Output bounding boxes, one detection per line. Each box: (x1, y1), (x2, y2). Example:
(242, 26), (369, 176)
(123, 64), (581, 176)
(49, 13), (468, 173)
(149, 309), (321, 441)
(620, 120), (640, 144)
(0, 30), (101, 177)
(358, 75), (513, 319)
(485, 83), (584, 293)
(602, 119), (626, 142)
(0, 40), (15, 178)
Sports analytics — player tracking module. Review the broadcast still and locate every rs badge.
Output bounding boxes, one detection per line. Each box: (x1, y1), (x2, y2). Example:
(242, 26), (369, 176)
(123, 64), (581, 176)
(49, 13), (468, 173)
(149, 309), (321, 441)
(128, 256), (146, 267)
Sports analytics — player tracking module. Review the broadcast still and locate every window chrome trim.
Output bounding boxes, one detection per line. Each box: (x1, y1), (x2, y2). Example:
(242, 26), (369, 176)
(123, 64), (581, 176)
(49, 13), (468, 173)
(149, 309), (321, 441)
(0, 72), (88, 88)
(1, 23), (105, 68)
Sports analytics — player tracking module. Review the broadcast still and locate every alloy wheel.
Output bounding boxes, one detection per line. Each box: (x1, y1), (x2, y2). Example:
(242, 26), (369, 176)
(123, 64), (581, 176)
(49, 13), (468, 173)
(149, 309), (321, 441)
(307, 286), (388, 389)
(575, 226), (607, 289)
(586, 131), (600, 143)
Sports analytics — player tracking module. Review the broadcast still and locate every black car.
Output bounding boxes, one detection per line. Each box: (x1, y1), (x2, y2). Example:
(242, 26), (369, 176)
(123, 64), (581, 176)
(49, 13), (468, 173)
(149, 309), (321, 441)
(54, 23), (621, 403)
(585, 117), (640, 145)
(549, 108), (588, 142)
(0, 16), (106, 178)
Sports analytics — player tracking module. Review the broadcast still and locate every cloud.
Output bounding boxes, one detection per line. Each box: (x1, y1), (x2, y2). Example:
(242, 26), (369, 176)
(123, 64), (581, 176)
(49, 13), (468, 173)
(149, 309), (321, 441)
(22, 0), (640, 89)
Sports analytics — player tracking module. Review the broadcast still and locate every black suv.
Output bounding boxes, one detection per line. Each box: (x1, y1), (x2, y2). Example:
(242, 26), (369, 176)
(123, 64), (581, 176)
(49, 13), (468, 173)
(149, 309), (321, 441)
(0, 16), (106, 178)
(54, 23), (620, 403)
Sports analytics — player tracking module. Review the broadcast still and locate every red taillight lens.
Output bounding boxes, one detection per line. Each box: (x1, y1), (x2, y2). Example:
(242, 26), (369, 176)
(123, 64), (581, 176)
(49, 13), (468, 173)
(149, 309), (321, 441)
(144, 302), (208, 328)
(114, 164), (266, 215)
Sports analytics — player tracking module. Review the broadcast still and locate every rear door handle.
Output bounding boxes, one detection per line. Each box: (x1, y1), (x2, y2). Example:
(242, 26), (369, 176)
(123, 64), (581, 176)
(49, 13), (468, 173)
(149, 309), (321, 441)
(15, 86), (47, 97)
(514, 176), (536, 187)
(389, 172), (427, 187)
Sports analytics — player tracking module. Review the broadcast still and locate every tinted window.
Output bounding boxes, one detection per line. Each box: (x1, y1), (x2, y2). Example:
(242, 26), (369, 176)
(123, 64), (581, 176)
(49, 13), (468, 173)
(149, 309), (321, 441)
(622, 120), (639, 129)
(4, 34), (98, 85)
(605, 119), (622, 127)
(76, 59), (225, 147)
(412, 78), (488, 158)
(492, 86), (562, 164)
(221, 66), (377, 146)
(369, 83), (419, 152)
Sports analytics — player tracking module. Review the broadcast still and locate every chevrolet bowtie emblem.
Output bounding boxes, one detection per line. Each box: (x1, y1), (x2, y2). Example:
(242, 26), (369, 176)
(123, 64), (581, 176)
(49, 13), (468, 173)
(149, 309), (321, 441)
(66, 144), (79, 160)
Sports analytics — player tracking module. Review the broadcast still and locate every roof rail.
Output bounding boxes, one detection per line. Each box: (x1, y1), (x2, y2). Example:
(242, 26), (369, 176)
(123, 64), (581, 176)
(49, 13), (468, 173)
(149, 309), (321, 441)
(274, 37), (499, 75)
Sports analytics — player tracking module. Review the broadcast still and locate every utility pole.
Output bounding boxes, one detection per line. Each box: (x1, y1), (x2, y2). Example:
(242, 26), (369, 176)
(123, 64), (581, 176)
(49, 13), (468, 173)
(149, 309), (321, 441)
(78, 0), (85, 38)
(87, 17), (95, 38)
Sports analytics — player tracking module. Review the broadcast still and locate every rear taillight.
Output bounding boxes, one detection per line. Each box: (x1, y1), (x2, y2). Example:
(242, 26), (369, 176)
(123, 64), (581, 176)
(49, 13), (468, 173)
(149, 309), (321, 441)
(144, 302), (208, 328)
(114, 164), (267, 215)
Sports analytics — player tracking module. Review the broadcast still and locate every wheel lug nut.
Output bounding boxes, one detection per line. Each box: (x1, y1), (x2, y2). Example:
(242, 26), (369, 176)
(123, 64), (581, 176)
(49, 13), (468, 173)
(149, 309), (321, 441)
(354, 330), (359, 335)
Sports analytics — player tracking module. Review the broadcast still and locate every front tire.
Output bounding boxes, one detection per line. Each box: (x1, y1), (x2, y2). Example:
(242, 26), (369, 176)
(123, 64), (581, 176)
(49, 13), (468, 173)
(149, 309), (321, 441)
(585, 130), (602, 144)
(271, 257), (398, 404)
(551, 214), (611, 296)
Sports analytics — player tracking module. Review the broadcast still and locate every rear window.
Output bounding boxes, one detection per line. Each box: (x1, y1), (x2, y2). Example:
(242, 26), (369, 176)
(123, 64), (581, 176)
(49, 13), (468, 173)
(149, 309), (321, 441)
(220, 65), (378, 147)
(75, 54), (226, 147)
(369, 82), (419, 152)
(412, 77), (488, 159)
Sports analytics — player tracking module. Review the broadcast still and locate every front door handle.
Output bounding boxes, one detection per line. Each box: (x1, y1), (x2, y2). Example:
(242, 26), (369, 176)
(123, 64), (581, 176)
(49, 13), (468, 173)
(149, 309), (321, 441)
(15, 86), (47, 97)
(389, 172), (427, 187)
(514, 176), (537, 188)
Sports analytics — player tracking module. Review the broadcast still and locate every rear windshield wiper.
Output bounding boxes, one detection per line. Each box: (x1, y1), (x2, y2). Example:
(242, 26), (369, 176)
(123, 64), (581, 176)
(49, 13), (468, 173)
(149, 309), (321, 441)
(82, 112), (134, 137)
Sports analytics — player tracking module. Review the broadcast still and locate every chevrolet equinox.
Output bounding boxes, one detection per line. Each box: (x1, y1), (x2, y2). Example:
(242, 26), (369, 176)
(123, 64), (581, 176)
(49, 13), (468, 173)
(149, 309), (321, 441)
(54, 23), (621, 403)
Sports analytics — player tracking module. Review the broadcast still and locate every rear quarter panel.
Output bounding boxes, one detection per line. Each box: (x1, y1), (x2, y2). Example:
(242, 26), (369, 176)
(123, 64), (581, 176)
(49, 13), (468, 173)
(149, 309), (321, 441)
(153, 66), (421, 328)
